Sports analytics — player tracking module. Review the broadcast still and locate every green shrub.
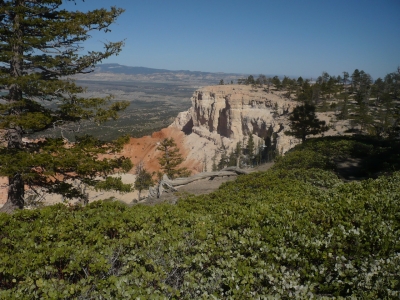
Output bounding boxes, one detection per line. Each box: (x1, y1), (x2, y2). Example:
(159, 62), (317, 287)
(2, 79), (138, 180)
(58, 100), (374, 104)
(273, 149), (335, 171)
(1, 137), (399, 298)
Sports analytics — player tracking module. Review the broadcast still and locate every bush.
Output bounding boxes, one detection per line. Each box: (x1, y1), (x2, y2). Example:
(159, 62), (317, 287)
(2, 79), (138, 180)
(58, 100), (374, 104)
(1, 138), (399, 298)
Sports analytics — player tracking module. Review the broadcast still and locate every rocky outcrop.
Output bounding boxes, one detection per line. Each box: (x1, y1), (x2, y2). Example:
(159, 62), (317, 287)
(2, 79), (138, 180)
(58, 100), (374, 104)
(171, 85), (300, 169)
(0, 84), (345, 207)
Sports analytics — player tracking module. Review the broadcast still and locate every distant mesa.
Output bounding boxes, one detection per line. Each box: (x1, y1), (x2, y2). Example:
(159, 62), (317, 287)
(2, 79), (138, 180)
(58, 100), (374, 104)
(95, 63), (237, 76)
(95, 64), (174, 75)
(75, 63), (247, 85)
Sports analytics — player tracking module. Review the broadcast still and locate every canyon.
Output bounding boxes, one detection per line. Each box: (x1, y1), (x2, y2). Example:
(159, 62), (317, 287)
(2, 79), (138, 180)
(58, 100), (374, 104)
(0, 84), (348, 207)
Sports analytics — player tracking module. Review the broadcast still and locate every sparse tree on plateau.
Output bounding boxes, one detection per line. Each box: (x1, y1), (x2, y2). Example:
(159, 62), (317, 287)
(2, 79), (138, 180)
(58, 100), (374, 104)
(297, 76), (304, 86)
(342, 71), (349, 87)
(157, 138), (190, 179)
(282, 76), (291, 91)
(351, 69), (361, 92)
(256, 74), (267, 86)
(245, 75), (255, 85)
(340, 94), (349, 120)
(272, 76), (281, 90)
(285, 104), (329, 143)
(266, 77), (273, 92)
(0, 1), (131, 212)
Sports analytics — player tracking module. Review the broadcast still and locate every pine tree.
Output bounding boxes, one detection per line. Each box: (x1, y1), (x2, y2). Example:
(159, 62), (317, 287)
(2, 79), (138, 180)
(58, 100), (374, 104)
(134, 161), (154, 201)
(234, 142), (242, 167)
(354, 103), (373, 133)
(156, 138), (190, 179)
(285, 104), (329, 143)
(246, 134), (255, 166)
(218, 149), (228, 170)
(0, 1), (130, 212)
(227, 150), (237, 167)
(340, 94), (349, 120)
(272, 76), (281, 90)
(256, 139), (263, 165)
(203, 154), (208, 172)
(212, 151), (218, 171)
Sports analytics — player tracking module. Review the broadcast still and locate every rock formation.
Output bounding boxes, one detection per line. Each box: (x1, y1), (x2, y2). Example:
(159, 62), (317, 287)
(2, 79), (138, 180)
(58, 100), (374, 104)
(170, 85), (300, 170)
(1, 84), (347, 207)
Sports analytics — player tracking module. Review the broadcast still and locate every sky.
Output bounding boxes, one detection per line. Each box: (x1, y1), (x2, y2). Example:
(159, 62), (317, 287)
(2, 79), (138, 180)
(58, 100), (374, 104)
(63, 0), (400, 80)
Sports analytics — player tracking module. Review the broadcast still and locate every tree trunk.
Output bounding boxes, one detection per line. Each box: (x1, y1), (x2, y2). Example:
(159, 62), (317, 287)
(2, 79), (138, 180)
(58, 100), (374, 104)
(0, 5), (26, 213)
(152, 167), (250, 198)
(0, 174), (24, 213)
(0, 127), (25, 213)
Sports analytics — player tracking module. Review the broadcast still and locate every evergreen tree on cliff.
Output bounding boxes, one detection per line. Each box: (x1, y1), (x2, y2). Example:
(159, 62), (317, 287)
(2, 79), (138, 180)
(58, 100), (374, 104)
(246, 133), (255, 164)
(134, 161), (154, 202)
(285, 103), (329, 143)
(0, 1), (132, 212)
(157, 138), (190, 179)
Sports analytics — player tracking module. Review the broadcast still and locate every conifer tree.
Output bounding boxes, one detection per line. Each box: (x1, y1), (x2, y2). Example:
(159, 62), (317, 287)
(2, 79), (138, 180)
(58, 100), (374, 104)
(285, 104), (329, 143)
(156, 138), (190, 179)
(217, 149), (228, 170)
(256, 139), (263, 165)
(234, 141), (242, 167)
(272, 76), (281, 90)
(246, 133), (255, 165)
(202, 154), (208, 172)
(134, 161), (154, 201)
(211, 151), (218, 172)
(227, 150), (237, 167)
(340, 94), (349, 120)
(0, 1), (131, 212)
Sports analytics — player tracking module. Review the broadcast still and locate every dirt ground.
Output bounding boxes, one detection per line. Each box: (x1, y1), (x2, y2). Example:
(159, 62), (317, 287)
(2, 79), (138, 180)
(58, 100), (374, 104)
(142, 162), (274, 205)
(0, 162), (275, 209)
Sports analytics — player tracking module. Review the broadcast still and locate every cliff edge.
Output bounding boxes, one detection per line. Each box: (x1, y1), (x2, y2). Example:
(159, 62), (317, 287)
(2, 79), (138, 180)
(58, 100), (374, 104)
(171, 84), (300, 170)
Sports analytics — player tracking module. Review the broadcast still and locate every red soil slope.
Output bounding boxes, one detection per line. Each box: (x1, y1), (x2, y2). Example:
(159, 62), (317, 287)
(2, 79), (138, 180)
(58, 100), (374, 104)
(113, 126), (201, 175)
(0, 127), (201, 205)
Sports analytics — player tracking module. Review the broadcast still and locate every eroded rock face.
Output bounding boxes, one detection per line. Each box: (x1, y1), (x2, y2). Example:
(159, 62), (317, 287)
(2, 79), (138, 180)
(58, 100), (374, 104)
(0, 85), (346, 207)
(171, 85), (300, 168)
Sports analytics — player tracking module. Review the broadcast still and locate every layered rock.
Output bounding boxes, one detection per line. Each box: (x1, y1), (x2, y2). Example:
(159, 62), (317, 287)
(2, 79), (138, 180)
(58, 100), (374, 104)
(171, 85), (300, 169)
(1, 84), (346, 207)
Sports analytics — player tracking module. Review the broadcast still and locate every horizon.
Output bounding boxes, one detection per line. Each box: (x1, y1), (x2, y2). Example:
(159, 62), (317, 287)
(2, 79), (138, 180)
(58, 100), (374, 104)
(62, 0), (400, 80)
(94, 63), (320, 80)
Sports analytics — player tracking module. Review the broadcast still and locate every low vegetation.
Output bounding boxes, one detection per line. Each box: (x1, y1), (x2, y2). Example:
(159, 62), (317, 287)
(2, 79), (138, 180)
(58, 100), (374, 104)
(1, 136), (399, 298)
(1, 3), (399, 298)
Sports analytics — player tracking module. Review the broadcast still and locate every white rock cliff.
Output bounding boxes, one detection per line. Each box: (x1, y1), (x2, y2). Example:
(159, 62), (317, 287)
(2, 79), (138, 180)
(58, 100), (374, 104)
(170, 85), (301, 170)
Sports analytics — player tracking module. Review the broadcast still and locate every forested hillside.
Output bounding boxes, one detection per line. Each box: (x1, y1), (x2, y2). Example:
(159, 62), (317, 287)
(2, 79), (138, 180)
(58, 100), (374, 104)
(236, 68), (400, 139)
(1, 136), (399, 298)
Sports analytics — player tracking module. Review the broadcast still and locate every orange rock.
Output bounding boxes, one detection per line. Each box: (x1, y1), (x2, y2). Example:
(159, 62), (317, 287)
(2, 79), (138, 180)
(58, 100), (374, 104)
(117, 127), (201, 175)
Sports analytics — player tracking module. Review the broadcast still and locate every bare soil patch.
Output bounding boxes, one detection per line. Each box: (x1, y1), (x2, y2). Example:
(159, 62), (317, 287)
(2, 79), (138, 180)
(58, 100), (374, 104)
(142, 162), (274, 205)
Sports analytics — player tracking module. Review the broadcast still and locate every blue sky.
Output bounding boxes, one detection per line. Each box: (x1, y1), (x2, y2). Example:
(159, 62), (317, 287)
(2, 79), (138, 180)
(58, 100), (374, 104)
(63, 0), (400, 79)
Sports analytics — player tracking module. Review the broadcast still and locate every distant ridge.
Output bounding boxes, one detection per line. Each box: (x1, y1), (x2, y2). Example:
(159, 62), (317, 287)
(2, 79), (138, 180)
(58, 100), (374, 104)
(95, 63), (240, 76)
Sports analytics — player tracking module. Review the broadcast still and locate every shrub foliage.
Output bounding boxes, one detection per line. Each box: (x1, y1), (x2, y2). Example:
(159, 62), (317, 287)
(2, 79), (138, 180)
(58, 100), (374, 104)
(1, 137), (399, 298)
